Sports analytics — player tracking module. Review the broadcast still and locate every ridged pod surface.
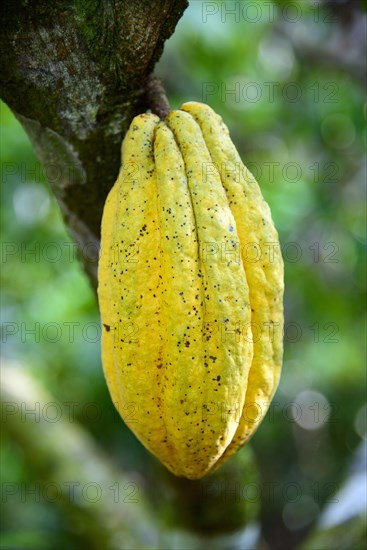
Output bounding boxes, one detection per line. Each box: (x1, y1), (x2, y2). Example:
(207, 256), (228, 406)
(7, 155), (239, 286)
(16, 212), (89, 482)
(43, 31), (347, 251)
(98, 102), (284, 479)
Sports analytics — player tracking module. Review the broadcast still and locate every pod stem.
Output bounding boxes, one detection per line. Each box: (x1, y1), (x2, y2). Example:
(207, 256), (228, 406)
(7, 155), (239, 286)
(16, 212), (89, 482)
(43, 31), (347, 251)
(146, 74), (171, 119)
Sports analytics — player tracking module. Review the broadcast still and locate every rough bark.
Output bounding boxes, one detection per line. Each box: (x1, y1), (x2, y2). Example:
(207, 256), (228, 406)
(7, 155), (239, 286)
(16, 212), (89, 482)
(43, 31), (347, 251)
(0, 0), (188, 288)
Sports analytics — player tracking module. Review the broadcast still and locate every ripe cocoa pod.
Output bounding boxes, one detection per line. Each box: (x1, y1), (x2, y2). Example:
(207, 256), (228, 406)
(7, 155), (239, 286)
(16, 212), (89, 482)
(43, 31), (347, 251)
(98, 102), (284, 479)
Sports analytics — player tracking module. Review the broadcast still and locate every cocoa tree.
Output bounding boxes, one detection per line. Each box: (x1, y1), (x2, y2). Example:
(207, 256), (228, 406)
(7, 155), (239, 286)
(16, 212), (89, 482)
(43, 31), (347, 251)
(0, 1), (259, 546)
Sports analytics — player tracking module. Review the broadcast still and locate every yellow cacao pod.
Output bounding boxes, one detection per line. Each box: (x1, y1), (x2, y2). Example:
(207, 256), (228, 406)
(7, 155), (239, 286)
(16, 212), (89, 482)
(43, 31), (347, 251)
(98, 102), (284, 479)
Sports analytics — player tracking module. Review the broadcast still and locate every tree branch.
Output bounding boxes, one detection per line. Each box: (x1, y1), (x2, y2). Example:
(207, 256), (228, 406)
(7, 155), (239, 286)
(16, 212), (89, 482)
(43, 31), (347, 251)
(0, 0), (188, 288)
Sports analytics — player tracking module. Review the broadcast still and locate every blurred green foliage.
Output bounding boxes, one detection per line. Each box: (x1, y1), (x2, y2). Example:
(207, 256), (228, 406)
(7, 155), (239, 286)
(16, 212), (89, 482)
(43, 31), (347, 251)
(1, 0), (366, 548)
